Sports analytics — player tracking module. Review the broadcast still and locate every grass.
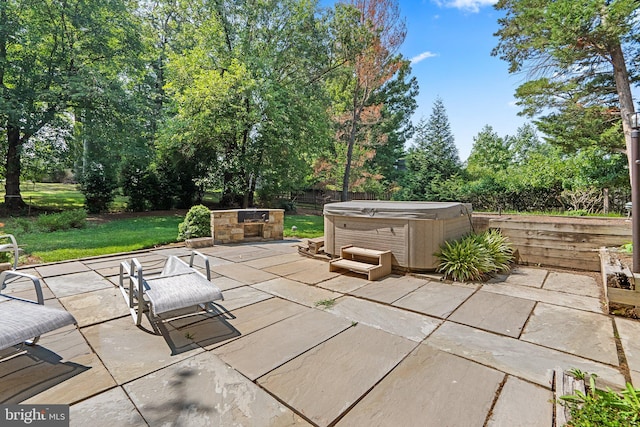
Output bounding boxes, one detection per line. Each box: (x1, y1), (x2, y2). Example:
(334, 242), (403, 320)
(0, 183), (326, 263)
(20, 182), (127, 211)
(12, 215), (184, 263)
(283, 214), (324, 239)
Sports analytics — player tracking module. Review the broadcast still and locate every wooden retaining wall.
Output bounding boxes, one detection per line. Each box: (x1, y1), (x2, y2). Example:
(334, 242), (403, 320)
(472, 214), (632, 271)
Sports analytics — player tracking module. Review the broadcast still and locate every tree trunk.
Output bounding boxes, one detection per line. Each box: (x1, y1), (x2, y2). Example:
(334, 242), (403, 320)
(610, 40), (635, 187)
(341, 107), (360, 202)
(5, 125), (25, 210)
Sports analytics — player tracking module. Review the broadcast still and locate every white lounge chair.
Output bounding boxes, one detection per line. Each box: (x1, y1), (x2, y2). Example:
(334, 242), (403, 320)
(0, 270), (77, 353)
(118, 251), (224, 326)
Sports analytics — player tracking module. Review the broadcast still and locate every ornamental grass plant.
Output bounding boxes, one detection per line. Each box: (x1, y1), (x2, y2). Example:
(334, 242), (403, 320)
(435, 230), (513, 282)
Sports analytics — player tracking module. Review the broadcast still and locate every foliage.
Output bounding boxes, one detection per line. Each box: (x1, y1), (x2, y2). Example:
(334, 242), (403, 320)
(161, 0), (333, 208)
(324, 0), (411, 201)
(0, 0), (141, 209)
(4, 216), (183, 263)
(492, 0), (638, 181)
(561, 374), (640, 426)
(177, 205), (211, 240)
(35, 210), (87, 232)
(399, 97), (460, 201)
(315, 299), (337, 309)
(78, 162), (118, 214)
(435, 230), (514, 282)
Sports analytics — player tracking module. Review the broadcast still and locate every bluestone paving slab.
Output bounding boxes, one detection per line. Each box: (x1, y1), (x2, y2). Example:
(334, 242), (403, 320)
(254, 241), (300, 253)
(426, 322), (625, 390)
(59, 287), (129, 327)
(149, 246), (192, 257)
(486, 376), (553, 427)
(448, 291), (535, 338)
(252, 277), (341, 307)
(212, 275), (247, 291)
(614, 317), (640, 379)
(258, 325), (417, 427)
(35, 261), (90, 278)
(328, 296), (441, 342)
(15, 327), (115, 404)
(316, 273), (370, 293)
(521, 303), (618, 365)
(124, 351), (310, 427)
(215, 248), (274, 263)
(216, 285), (274, 311)
(211, 262), (278, 284)
(392, 281), (477, 318)
(70, 387), (148, 427)
(23, 352), (115, 405)
(164, 297), (307, 350)
(1, 274), (55, 300)
(488, 267), (548, 288)
(481, 282), (604, 313)
(241, 252), (303, 270)
(43, 270), (115, 298)
(213, 309), (351, 380)
(286, 261), (340, 285)
(0, 327), (112, 404)
(264, 258), (317, 276)
(82, 316), (203, 384)
(543, 271), (602, 298)
(335, 344), (504, 427)
(350, 274), (428, 304)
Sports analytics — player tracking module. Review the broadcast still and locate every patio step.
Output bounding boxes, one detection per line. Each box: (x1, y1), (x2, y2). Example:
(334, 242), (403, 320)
(329, 245), (392, 281)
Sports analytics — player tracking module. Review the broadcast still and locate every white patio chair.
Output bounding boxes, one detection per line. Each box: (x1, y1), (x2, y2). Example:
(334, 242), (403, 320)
(0, 270), (77, 354)
(118, 251), (224, 326)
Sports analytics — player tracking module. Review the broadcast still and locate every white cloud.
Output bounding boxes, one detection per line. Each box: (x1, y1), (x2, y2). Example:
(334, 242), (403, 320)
(410, 51), (438, 65)
(434, 0), (498, 13)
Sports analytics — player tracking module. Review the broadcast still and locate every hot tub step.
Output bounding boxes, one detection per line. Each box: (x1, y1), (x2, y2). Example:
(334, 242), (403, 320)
(329, 245), (392, 280)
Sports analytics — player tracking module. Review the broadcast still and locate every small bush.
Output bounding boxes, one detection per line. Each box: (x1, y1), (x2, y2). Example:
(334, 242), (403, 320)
(36, 209), (87, 232)
(278, 199), (297, 213)
(80, 162), (117, 213)
(435, 230), (513, 282)
(561, 375), (640, 426)
(177, 205), (211, 240)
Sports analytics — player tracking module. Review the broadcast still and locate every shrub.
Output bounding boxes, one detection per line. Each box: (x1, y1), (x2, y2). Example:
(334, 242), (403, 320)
(36, 209), (87, 232)
(177, 205), (211, 240)
(561, 375), (640, 426)
(79, 162), (117, 213)
(435, 230), (513, 282)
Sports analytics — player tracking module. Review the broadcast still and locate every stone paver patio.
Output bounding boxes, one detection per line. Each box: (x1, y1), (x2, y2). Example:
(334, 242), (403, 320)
(0, 239), (637, 426)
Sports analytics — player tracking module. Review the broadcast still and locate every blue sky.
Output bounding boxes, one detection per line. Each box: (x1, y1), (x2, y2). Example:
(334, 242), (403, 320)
(324, 0), (529, 160)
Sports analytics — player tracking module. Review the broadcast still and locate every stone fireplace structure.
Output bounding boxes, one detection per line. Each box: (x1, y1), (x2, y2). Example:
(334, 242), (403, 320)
(211, 209), (284, 244)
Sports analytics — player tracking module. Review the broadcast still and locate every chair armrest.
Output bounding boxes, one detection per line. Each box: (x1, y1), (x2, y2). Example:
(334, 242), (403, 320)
(0, 270), (44, 305)
(0, 234), (19, 269)
(189, 251), (211, 281)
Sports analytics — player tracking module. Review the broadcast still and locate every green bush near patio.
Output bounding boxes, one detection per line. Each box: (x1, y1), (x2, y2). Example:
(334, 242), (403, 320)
(561, 375), (640, 426)
(178, 205), (212, 240)
(435, 230), (513, 282)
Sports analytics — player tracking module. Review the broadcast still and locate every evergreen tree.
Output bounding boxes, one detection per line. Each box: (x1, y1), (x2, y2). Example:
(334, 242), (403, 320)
(399, 98), (461, 200)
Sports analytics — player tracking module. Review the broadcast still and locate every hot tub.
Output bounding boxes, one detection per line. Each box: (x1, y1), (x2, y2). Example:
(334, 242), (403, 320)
(323, 201), (472, 271)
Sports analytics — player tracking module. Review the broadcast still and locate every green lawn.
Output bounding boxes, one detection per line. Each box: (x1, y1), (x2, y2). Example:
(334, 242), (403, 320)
(20, 182), (127, 211)
(283, 214), (324, 239)
(11, 215), (184, 263)
(0, 183), (325, 263)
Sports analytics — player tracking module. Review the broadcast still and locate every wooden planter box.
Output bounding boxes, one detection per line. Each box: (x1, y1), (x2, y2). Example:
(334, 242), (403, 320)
(599, 247), (639, 309)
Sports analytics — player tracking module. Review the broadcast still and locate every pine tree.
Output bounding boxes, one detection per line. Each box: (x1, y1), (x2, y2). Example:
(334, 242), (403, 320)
(400, 98), (461, 200)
